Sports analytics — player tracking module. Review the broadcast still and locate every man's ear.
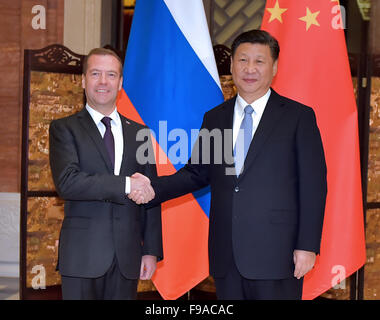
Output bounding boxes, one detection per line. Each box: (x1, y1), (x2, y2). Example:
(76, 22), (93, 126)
(273, 59), (278, 77)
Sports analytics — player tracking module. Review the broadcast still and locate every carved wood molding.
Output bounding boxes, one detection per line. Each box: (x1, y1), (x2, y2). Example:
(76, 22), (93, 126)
(213, 44), (231, 76)
(26, 44), (85, 74)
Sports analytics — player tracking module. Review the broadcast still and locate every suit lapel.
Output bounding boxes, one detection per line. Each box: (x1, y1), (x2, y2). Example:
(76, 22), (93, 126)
(238, 89), (287, 179)
(119, 114), (137, 176)
(77, 108), (114, 173)
(218, 97), (238, 181)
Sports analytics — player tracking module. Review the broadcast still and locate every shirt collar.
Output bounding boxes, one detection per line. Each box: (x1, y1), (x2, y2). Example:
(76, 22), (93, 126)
(236, 88), (271, 117)
(85, 103), (121, 127)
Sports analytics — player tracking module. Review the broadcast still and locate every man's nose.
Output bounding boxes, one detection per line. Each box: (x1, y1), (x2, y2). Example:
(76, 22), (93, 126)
(99, 72), (107, 83)
(245, 62), (257, 73)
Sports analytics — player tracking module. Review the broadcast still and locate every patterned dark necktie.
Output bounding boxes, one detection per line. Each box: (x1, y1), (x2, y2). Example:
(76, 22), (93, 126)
(101, 117), (115, 170)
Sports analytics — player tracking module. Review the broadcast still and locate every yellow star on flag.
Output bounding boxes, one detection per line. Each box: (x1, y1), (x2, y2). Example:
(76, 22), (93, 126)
(299, 7), (320, 30)
(266, 0), (288, 23)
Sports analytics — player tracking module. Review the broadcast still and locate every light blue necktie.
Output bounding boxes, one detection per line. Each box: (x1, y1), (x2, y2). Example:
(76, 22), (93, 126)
(234, 105), (254, 176)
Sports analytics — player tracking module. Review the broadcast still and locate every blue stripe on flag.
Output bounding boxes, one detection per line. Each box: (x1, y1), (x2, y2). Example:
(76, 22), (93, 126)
(123, 0), (223, 217)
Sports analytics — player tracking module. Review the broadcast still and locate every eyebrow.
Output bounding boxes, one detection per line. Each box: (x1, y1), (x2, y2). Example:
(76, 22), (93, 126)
(237, 53), (266, 59)
(88, 68), (119, 74)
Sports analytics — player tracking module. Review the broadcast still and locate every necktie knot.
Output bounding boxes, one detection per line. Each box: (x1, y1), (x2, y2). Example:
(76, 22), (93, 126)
(244, 105), (254, 115)
(101, 116), (112, 129)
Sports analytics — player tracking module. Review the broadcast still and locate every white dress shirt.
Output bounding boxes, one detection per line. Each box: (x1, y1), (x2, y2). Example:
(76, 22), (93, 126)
(232, 89), (271, 148)
(86, 104), (130, 194)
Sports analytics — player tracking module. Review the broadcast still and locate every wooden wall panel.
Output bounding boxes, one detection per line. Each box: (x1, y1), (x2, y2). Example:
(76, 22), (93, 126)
(0, 0), (64, 192)
(0, 2), (21, 193)
(21, 1), (49, 49)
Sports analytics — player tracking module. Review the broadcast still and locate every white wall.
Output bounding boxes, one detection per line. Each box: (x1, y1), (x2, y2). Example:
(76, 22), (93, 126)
(0, 193), (20, 278)
(63, 0), (102, 55)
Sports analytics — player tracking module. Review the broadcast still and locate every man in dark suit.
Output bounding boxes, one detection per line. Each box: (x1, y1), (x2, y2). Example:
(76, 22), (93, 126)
(49, 48), (162, 300)
(130, 30), (327, 300)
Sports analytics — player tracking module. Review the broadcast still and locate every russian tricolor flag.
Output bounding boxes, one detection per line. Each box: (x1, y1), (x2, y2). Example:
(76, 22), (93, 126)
(117, 0), (224, 299)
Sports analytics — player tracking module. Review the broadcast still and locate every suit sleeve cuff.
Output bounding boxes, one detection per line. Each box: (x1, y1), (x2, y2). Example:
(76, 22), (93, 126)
(125, 176), (131, 194)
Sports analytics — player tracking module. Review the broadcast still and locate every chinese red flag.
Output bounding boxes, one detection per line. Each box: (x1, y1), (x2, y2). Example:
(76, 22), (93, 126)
(261, 0), (366, 299)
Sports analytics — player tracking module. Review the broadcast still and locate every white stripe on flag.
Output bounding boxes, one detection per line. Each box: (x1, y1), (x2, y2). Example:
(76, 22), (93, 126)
(163, 0), (221, 90)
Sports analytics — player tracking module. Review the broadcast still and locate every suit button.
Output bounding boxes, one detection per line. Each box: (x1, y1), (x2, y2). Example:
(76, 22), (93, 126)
(234, 186), (239, 192)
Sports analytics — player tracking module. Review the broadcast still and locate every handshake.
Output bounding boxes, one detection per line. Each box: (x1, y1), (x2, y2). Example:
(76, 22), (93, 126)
(129, 172), (155, 205)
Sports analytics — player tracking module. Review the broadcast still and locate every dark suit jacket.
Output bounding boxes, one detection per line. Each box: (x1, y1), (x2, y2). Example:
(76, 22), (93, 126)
(49, 108), (162, 279)
(151, 89), (327, 279)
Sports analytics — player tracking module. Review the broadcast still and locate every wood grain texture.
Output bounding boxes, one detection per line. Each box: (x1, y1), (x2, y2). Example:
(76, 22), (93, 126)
(0, 0), (63, 192)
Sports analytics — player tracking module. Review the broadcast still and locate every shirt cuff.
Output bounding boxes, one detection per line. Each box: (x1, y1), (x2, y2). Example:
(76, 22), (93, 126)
(125, 176), (131, 194)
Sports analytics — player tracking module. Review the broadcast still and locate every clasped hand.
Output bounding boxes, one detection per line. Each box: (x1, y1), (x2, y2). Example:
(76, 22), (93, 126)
(129, 173), (155, 204)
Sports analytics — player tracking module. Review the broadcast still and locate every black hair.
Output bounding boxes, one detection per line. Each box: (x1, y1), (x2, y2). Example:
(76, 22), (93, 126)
(231, 29), (280, 61)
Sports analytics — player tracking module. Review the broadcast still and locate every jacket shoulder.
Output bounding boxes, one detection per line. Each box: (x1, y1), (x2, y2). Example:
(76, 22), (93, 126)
(204, 96), (235, 118)
(273, 91), (315, 115)
(119, 114), (149, 131)
(49, 109), (83, 128)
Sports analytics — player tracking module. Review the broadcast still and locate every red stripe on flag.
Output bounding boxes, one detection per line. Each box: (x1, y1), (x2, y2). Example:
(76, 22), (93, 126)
(117, 89), (209, 299)
(117, 90), (145, 125)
